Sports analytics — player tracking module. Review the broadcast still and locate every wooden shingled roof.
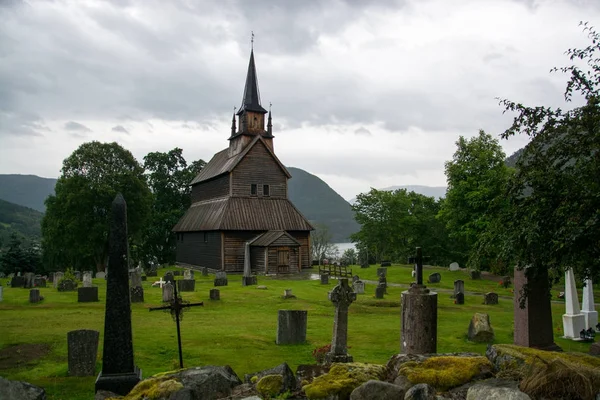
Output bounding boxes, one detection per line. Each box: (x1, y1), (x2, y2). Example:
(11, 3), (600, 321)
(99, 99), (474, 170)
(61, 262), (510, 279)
(190, 136), (291, 185)
(248, 230), (301, 247)
(173, 197), (314, 232)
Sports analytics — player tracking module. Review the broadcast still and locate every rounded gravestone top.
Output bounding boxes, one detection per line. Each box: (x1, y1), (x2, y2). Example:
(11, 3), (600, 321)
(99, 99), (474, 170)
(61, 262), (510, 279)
(449, 262), (460, 271)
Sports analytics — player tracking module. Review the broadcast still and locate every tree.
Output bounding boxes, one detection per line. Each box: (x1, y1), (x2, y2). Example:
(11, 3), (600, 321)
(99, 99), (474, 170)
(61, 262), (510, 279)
(0, 233), (41, 274)
(340, 248), (357, 266)
(311, 224), (338, 264)
(438, 130), (512, 272)
(42, 141), (152, 272)
(498, 22), (600, 284)
(139, 148), (205, 265)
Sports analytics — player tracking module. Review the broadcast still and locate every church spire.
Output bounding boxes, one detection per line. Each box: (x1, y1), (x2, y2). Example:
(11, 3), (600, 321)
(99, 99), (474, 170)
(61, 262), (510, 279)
(237, 49), (267, 115)
(231, 107), (237, 136)
(267, 103), (273, 137)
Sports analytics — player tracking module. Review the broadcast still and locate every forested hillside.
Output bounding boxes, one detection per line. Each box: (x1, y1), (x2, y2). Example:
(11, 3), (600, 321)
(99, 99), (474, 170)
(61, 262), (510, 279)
(0, 174), (57, 212)
(0, 198), (43, 244)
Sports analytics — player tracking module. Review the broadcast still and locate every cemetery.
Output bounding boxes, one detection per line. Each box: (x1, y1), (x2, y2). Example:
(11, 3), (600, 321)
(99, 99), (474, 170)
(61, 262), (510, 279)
(1, 260), (599, 399)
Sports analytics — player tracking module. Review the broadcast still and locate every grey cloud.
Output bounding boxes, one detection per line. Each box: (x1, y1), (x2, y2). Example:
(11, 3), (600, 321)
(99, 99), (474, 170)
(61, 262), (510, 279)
(0, 112), (49, 137)
(64, 121), (92, 132)
(112, 125), (129, 134)
(354, 127), (372, 136)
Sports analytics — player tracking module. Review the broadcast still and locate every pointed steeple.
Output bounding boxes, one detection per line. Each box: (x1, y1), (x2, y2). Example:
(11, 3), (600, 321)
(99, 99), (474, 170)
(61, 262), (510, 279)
(237, 50), (268, 115)
(231, 108), (237, 136)
(266, 104), (273, 138)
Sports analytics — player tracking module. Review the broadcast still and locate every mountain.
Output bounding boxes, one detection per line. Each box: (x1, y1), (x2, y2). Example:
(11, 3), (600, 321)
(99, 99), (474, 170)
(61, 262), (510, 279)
(287, 167), (359, 242)
(0, 175), (57, 212)
(348, 185), (447, 205)
(0, 198), (43, 244)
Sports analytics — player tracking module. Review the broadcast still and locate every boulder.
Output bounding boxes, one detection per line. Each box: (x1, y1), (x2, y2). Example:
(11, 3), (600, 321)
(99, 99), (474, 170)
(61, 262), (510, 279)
(468, 313), (494, 343)
(0, 376), (46, 400)
(244, 362), (296, 393)
(466, 379), (531, 400)
(589, 342), (600, 356)
(404, 383), (436, 400)
(392, 374), (413, 393)
(350, 379), (405, 400)
(302, 363), (386, 400)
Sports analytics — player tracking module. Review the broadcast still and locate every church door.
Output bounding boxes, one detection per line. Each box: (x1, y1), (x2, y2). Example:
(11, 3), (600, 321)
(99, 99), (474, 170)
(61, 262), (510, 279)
(277, 248), (290, 273)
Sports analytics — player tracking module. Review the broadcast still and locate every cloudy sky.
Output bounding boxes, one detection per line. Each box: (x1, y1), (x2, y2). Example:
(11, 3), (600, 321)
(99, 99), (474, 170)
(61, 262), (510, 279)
(1, 0), (598, 200)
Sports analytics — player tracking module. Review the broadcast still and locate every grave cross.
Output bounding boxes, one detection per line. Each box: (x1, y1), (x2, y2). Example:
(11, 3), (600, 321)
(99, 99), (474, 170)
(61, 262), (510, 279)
(149, 281), (203, 368)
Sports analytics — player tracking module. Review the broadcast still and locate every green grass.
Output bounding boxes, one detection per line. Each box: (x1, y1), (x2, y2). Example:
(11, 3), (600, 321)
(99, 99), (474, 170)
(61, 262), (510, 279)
(0, 264), (597, 400)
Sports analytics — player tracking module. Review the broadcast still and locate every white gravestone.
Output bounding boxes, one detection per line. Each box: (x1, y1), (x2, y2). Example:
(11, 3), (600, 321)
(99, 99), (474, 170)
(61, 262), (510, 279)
(562, 268), (586, 339)
(581, 278), (598, 330)
(449, 262), (460, 271)
(82, 271), (93, 288)
(0, 286), (3, 302)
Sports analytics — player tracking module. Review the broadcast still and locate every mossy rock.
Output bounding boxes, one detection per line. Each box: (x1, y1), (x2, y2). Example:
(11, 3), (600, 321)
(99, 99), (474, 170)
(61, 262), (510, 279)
(302, 362), (386, 400)
(398, 355), (493, 391)
(123, 376), (183, 400)
(256, 374), (283, 398)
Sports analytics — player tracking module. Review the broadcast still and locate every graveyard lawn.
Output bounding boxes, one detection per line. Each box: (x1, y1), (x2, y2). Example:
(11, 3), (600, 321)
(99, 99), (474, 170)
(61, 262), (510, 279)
(0, 264), (598, 400)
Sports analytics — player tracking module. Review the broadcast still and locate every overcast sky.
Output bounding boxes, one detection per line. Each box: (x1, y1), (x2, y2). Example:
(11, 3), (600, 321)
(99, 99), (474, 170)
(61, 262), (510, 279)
(1, 0), (598, 200)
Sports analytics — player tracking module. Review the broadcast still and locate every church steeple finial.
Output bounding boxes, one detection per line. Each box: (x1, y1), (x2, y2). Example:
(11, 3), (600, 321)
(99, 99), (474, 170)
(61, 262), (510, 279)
(231, 106), (237, 136)
(267, 102), (273, 136)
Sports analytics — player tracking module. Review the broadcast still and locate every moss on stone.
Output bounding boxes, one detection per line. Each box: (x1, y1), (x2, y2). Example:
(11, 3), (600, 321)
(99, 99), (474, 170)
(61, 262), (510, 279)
(398, 356), (492, 391)
(123, 376), (184, 400)
(256, 374), (283, 398)
(493, 344), (600, 369)
(250, 375), (259, 384)
(302, 362), (386, 400)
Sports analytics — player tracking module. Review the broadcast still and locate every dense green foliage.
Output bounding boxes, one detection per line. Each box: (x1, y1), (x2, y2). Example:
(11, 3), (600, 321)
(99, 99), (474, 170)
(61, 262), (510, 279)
(41, 142), (152, 272)
(0, 198), (43, 244)
(0, 233), (42, 274)
(498, 22), (600, 283)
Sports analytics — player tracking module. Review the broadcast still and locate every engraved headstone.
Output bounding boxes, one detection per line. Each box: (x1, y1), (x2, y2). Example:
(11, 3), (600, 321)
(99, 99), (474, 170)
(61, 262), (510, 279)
(164, 272), (175, 284)
(129, 267), (144, 303)
(210, 288), (220, 300)
(96, 271), (106, 280)
(177, 279), (195, 292)
(184, 269), (194, 280)
(162, 282), (174, 302)
(201, 267), (208, 276)
(449, 262), (460, 271)
(375, 286), (385, 299)
(483, 292), (499, 305)
(54, 272), (64, 288)
(95, 193), (142, 395)
(320, 274), (329, 285)
(454, 280), (464, 298)
(470, 270), (481, 280)
(68, 329), (99, 376)
(276, 310), (307, 345)
(33, 276), (46, 288)
(455, 292), (465, 305)
(214, 271), (228, 287)
(325, 278), (356, 363)
(83, 271), (93, 288)
(78, 286), (99, 302)
(24, 272), (35, 288)
(29, 289), (42, 303)
(353, 280), (365, 294)
(428, 273), (441, 284)
(582, 278), (598, 330)
(563, 268), (585, 339)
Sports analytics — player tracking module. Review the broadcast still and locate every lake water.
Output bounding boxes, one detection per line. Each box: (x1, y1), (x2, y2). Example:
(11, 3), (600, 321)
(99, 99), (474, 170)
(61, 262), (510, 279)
(334, 242), (356, 253)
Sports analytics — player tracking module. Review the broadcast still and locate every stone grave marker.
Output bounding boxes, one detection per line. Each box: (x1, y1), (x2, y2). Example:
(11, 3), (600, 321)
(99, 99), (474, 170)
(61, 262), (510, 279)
(78, 286), (99, 303)
(467, 313), (494, 343)
(324, 278), (356, 363)
(210, 289), (220, 300)
(470, 270), (481, 280)
(24, 272), (35, 288)
(95, 193), (142, 395)
(582, 278), (598, 330)
(563, 268), (585, 339)
(164, 272), (175, 284)
(276, 310), (307, 345)
(428, 273), (441, 284)
(320, 273), (329, 285)
(353, 280), (365, 294)
(282, 288), (296, 299)
(177, 279), (195, 292)
(83, 271), (93, 288)
(483, 292), (498, 305)
(378, 272), (387, 294)
(455, 292), (465, 305)
(214, 271), (228, 287)
(377, 267), (387, 277)
(453, 280), (465, 298)
(11, 275), (26, 288)
(173, 271), (181, 276)
(74, 271), (82, 281)
(53, 272), (64, 288)
(29, 289), (42, 303)
(449, 262), (460, 271)
(352, 275), (360, 283)
(242, 242), (257, 286)
(201, 267), (208, 276)
(96, 271), (106, 280)
(34, 276), (46, 288)
(129, 267), (144, 303)
(68, 329), (99, 376)
(184, 269), (194, 280)
(162, 282), (174, 302)
(375, 286), (385, 299)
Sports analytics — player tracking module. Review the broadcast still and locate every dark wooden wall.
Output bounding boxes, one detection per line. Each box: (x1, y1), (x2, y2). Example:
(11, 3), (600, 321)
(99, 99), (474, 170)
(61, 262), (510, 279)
(175, 231), (222, 270)
(191, 174), (229, 203)
(289, 231), (311, 269)
(231, 141), (287, 198)
(223, 231), (262, 272)
(250, 247), (266, 273)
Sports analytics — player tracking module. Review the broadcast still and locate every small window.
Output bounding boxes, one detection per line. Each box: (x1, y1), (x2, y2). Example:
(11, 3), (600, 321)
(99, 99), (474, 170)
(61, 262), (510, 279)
(203, 232), (208, 243)
(263, 184), (270, 196)
(251, 184), (257, 196)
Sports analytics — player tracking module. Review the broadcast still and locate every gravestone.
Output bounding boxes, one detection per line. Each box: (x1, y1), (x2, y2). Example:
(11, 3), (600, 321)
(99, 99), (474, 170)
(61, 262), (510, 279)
(360, 260), (369, 269)
(449, 262), (460, 271)
(0, 286), (3, 302)
(210, 289), (220, 300)
(375, 286), (385, 299)
(353, 280), (365, 294)
(214, 271), (228, 287)
(500, 276), (511, 288)
(95, 194), (142, 395)
(83, 271), (93, 288)
(47, 272), (53, 283)
(401, 247), (438, 354)
(10, 275), (25, 288)
(68, 329), (99, 376)
(54, 272), (64, 288)
(320, 274), (329, 285)
(164, 272), (175, 284)
(177, 279), (195, 292)
(454, 280), (465, 298)
(377, 267), (387, 277)
(378, 273), (387, 294)
(74, 271), (82, 281)
(33, 276), (46, 288)
(184, 269), (194, 280)
(324, 278), (356, 363)
(162, 282), (174, 302)
(129, 267), (144, 303)
(58, 278), (77, 292)
(582, 278), (598, 330)
(470, 270), (481, 280)
(29, 289), (42, 303)
(24, 272), (35, 288)
(468, 313), (494, 343)
(428, 273), (441, 284)
(282, 288), (296, 299)
(173, 271), (181, 276)
(562, 268), (585, 339)
(242, 242), (256, 286)
(276, 310), (308, 345)
(380, 261), (391, 267)
(483, 292), (498, 305)
(146, 269), (157, 277)
(352, 275), (360, 283)
(96, 271), (106, 280)
(513, 266), (561, 350)
(78, 286), (99, 302)
(201, 267), (208, 276)
(455, 292), (464, 305)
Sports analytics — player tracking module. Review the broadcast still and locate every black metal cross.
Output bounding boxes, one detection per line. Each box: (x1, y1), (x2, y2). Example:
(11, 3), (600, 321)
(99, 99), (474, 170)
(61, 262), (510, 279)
(149, 282), (203, 368)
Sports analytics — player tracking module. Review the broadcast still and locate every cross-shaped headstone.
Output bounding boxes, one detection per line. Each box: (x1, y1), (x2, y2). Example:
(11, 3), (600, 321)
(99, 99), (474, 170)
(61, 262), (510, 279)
(149, 281), (203, 368)
(153, 277), (165, 288)
(408, 247), (428, 285)
(325, 278), (357, 363)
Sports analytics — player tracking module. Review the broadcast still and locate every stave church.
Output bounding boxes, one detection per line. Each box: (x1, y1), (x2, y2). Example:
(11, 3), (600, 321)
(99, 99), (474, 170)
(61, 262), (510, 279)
(173, 49), (313, 274)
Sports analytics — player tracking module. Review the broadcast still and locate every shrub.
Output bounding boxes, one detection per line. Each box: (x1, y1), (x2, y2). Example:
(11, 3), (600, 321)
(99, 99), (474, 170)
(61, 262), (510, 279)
(312, 344), (331, 365)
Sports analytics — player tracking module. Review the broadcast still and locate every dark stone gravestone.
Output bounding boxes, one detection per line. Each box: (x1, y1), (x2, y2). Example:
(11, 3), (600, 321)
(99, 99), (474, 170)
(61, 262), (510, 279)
(453, 280), (465, 298)
(242, 276), (257, 286)
(95, 194), (142, 395)
(162, 282), (174, 302)
(276, 310), (308, 345)
(455, 292), (464, 305)
(130, 287), (144, 303)
(78, 287), (99, 302)
(209, 289), (220, 300)
(74, 271), (82, 281)
(325, 279), (356, 363)
(146, 270), (157, 277)
(173, 271), (181, 276)
(375, 286), (385, 299)
(58, 279), (77, 292)
(214, 271), (228, 287)
(380, 261), (391, 267)
(513, 266), (561, 350)
(377, 267), (387, 277)
(428, 273), (441, 284)
(29, 289), (42, 303)
(470, 270), (481, 280)
(178, 279), (195, 292)
(68, 329), (99, 376)
(34, 276), (46, 288)
(53, 272), (64, 288)
(164, 272), (175, 284)
(129, 268), (144, 303)
(320, 274), (329, 285)
(378, 273), (387, 294)
(24, 272), (35, 288)
(401, 247), (438, 355)
(201, 267), (208, 276)
(10, 276), (25, 288)
(483, 292), (498, 305)
(352, 275), (360, 283)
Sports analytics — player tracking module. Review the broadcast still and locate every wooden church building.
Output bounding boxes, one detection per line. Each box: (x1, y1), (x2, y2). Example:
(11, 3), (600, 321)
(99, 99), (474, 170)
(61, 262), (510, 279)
(173, 50), (313, 274)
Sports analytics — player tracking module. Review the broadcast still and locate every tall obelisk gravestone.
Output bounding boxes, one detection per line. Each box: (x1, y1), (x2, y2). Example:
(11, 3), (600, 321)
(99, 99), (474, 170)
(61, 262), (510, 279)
(401, 247), (437, 354)
(95, 194), (142, 395)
